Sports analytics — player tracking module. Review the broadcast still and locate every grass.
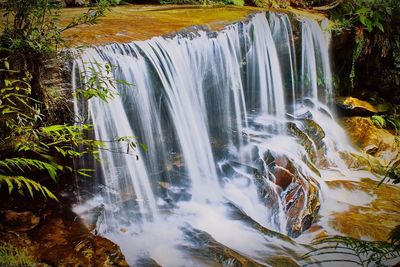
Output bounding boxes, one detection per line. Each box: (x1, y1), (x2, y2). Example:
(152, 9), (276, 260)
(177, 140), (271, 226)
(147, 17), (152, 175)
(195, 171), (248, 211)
(0, 243), (35, 267)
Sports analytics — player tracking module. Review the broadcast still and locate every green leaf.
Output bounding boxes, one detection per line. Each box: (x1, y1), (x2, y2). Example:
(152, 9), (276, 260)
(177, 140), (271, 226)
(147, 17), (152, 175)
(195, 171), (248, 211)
(371, 115), (386, 128)
(375, 21), (384, 32)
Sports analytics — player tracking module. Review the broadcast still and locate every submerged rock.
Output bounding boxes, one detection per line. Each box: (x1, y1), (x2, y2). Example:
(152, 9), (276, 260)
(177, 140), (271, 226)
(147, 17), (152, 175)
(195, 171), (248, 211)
(326, 178), (400, 241)
(181, 224), (267, 267)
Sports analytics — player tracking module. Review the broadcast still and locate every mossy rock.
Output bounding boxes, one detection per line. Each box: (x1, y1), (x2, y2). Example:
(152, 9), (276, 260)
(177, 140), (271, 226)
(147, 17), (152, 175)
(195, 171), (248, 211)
(286, 122), (317, 163)
(302, 119), (325, 150)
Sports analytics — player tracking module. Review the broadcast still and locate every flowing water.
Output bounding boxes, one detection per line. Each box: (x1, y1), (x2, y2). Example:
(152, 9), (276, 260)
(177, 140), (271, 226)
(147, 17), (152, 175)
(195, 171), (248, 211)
(73, 12), (384, 266)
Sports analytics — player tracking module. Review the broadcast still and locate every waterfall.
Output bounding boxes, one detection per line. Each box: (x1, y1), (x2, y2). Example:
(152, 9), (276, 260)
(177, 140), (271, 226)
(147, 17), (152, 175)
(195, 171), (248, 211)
(300, 17), (332, 104)
(73, 12), (354, 266)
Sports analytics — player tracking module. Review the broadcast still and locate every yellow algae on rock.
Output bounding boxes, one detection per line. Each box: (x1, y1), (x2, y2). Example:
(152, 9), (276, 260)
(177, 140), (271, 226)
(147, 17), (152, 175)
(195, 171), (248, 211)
(60, 5), (263, 46)
(341, 116), (399, 165)
(339, 96), (378, 113)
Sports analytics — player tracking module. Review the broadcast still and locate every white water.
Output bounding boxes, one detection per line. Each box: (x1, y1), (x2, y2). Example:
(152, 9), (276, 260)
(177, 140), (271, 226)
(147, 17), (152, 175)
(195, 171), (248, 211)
(73, 12), (374, 266)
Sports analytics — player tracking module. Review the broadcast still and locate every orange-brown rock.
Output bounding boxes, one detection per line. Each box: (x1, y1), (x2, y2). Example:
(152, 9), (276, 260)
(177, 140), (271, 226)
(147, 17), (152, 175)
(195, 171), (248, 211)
(274, 156), (295, 189)
(336, 97), (379, 116)
(327, 178), (400, 241)
(2, 210), (40, 232)
(341, 116), (399, 165)
(0, 209), (129, 267)
(60, 5), (263, 46)
(264, 153), (320, 237)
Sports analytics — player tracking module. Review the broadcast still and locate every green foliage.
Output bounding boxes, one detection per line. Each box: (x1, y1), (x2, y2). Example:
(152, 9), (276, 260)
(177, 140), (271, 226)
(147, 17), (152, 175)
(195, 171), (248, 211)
(328, 0), (400, 93)
(74, 62), (120, 102)
(1, 0), (112, 55)
(0, 243), (35, 267)
(0, 0), (134, 200)
(386, 115), (400, 135)
(355, 6), (384, 33)
(380, 163), (400, 185)
(0, 61), (104, 199)
(225, 0), (244, 6)
(0, 56), (143, 199)
(371, 115), (386, 128)
(349, 33), (365, 89)
(0, 174), (57, 200)
(371, 113), (400, 136)
(303, 235), (400, 267)
(329, 0), (395, 33)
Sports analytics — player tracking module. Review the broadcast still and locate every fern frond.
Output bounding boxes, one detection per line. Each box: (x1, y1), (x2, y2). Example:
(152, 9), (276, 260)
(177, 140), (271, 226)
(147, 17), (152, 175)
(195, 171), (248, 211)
(0, 158), (58, 181)
(0, 174), (58, 200)
(304, 235), (400, 267)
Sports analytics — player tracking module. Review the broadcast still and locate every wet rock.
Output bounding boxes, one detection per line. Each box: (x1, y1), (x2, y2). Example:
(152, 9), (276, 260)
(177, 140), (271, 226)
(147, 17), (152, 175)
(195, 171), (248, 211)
(339, 151), (386, 175)
(259, 152), (320, 237)
(0, 209), (129, 267)
(287, 122), (316, 163)
(225, 201), (295, 244)
(265, 255), (300, 267)
(336, 96), (379, 116)
(60, 5), (261, 46)
(284, 174), (320, 237)
(274, 156), (296, 190)
(341, 117), (399, 165)
(74, 236), (129, 267)
(302, 119), (325, 150)
(1, 210), (40, 232)
(278, 165), (320, 236)
(181, 225), (267, 267)
(136, 257), (162, 267)
(326, 178), (400, 241)
(286, 120), (326, 169)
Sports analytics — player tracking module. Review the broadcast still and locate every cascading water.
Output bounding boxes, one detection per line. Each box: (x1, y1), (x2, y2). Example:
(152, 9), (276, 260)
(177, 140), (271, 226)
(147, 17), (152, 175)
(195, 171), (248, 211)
(73, 11), (372, 266)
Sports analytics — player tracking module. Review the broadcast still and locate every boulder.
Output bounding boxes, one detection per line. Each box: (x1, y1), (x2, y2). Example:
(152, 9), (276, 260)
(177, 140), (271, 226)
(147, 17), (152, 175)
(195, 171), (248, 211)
(260, 152), (320, 237)
(336, 97), (379, 117)
(0, 209), (129, 267)
(341, 116), (399, 165)
(2, 210), (40, 232)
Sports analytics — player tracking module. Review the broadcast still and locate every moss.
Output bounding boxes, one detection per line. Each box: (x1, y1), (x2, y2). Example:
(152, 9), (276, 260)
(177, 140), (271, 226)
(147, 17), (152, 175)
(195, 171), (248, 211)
(0, 243), (35, 267)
